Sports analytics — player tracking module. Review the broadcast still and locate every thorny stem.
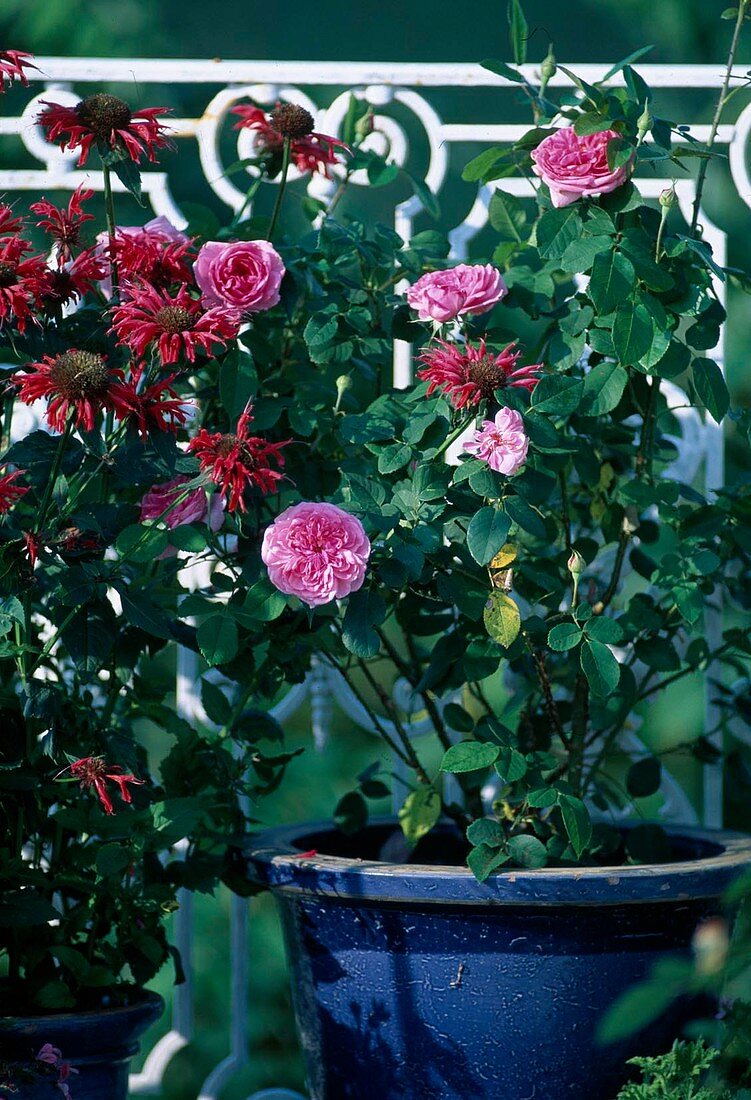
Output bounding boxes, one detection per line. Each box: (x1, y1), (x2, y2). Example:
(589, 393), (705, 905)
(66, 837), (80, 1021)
(690, 0), (749, 236)
(522, 630), (567, 744)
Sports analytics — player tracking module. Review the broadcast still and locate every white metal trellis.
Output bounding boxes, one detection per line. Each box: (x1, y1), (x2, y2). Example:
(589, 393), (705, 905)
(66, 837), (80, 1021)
(1, 58), (745, 1098)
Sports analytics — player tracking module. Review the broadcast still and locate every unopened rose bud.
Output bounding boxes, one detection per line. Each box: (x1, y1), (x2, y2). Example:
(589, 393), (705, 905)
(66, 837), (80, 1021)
(659, 184), (677, 209)
(567, 549), (585, 576)
(334, 374), (352, 414)
(692, 918), (729, 976)
(355, 108), (375, 141)
(541, 48), (557, 88)
(636, 102), (653, 143)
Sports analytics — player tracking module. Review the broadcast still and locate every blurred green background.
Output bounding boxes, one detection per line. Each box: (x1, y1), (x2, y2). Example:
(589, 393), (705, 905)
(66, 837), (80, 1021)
(2, 1), (750, 1095)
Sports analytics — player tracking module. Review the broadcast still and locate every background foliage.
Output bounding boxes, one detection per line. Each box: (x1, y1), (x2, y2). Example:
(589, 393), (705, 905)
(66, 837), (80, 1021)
(2, 1), (750, 1095)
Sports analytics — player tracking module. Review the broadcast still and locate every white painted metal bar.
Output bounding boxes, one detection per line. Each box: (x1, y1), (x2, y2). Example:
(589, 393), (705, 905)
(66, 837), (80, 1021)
(14, 58), (751, 87)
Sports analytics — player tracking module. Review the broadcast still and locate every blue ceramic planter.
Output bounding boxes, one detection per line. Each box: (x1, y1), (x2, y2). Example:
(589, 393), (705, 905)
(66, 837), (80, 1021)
(249, 820), (751, 1100)
(0, 992), (162, 1098)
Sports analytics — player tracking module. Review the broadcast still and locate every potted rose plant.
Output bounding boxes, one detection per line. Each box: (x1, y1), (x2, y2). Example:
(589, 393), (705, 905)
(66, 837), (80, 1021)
(0, 54), (394, 1097)
(244, 11), (751, 1100)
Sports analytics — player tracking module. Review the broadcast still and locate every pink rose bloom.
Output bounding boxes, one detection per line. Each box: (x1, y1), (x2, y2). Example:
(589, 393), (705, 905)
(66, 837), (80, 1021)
(531, 127), (633, 209)
(464, 407), (529, 475)
(193, 239), (285, 314)
(261, 501), (371, 608)
(406, 264), (507, 323)
(140, 475), (224, 558)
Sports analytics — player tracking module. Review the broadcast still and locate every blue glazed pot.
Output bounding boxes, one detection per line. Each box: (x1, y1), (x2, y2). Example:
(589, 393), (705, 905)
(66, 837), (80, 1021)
(249, 820), (751, 1100)
(0, 991), (163, 1098)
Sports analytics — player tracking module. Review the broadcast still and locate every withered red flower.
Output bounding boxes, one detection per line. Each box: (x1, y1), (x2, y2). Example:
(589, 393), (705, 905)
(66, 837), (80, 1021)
(109, 282), (240, 366)
(0, 50), (36, 91)
(12, 349), (131, 433)
(232, 101), (350, 179)
(116, 366), (191, 439)
(0, 468), (28, 514)
(37, 248), (108, 313)
(65, 755), (144, 816)
(38, 94), (172, 167)
(0, 237), (49, 332)
(187, 405), (288, 512)
(0, 203), (25, 239)
(417, 339), (542, 409)
(31, 185), (95, 262)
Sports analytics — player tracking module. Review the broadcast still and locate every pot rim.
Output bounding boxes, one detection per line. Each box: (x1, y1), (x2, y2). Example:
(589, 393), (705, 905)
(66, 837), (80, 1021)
(0, 989), (164, 1026)
(247, 818), (751, 906)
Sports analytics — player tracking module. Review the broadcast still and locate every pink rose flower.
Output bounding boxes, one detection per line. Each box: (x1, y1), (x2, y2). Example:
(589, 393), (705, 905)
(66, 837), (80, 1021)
(531, 127), (633, 209)
(193, 239), (285, 314)
(463, 407), (529, 475)
(406, 264), (507, 323)
(140, 475), (224, 558)
(261, 501), (371, 608)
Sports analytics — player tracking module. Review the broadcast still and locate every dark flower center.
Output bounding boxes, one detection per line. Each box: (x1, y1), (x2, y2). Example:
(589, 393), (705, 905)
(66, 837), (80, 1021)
(467, 357), (506, 401)
(49, 350), (111, 400)
(0, 260), (17, 287)
(77, 93), (132, 139)
(216, 434), (256, 466)
(270, 103), (315, 140)
(155, 305), (192, 334)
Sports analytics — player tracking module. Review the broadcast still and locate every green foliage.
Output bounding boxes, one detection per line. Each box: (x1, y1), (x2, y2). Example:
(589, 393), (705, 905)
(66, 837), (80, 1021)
(616, 1040), (726, 1100)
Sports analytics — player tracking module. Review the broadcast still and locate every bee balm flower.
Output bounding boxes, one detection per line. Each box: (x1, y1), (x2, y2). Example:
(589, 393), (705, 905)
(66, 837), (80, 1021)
(38, 94), (172, 167)
(262, 502), (371, 608)
(417, 339), (541, 409)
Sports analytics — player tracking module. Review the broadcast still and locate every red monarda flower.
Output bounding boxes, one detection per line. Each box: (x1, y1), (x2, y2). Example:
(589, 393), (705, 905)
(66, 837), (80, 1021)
(106, 230), (194, 293)
(12, 349), (131, 433)
(116, 367), (191, 439)
(417, 339), (542, 409)
(187, 406), (288, 512)
(31, 185), (95, 262)
(0, 204), (25, 239)
(0, 50), (36, 91)
(38, 94), (172, 167)
(232, 101), (350, 179)
(0, 237), (49, 332)
(65, 755), (144, 816)
(37, 248), (108, 313)
(109, 283), (240, 366)
(0, 468), (28, 514)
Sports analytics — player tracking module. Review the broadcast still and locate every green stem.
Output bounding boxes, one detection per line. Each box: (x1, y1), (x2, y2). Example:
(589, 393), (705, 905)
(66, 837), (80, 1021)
(35, 418), (73, 538)
(267, 138), (292, 241)
(432, 415), (476, 461)
(690, 0), (749, 236)
(102, 163), (120, 303)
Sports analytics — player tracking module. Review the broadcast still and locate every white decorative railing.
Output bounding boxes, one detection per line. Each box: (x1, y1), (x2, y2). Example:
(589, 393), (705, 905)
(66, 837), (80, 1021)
(1, 58), (745, 1098)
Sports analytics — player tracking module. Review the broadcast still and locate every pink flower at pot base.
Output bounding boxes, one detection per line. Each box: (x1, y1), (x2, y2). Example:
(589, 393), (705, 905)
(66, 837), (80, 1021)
(406, 264), (507, 323)
(464, 407), (529, 475)
(531, 126), (632, 209)
(262, 501), (370, 607)
(194, 239), (285, 314)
